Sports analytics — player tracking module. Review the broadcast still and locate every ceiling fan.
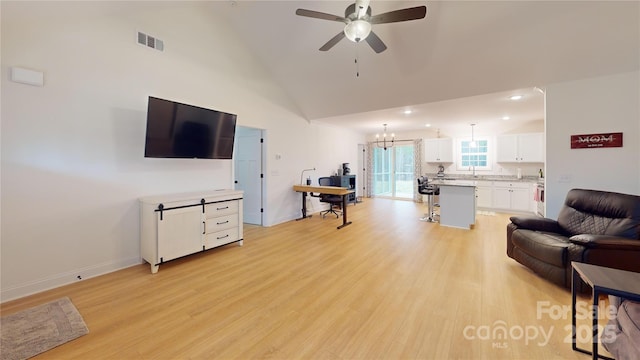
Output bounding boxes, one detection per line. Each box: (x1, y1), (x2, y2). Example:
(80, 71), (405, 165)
(295, 0), (427, 54)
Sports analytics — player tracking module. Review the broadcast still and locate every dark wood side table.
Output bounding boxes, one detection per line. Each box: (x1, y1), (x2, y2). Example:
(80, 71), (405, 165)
(571, 262), (640, 360)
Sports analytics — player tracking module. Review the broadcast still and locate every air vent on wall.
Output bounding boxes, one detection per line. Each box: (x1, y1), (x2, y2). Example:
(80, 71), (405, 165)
(137, 31), (164, 51)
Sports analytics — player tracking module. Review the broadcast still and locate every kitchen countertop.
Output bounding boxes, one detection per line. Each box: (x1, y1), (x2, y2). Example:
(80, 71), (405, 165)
(431, 180), (477, 187)
(426, 174), (540, 183)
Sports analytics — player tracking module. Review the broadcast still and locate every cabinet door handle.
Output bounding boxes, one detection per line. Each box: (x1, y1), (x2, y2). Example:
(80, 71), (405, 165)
(217, 234), (229, 240)
(217, 206), (229, 211)
(217, 220), (229, 225)
(203, 221), (206, 234)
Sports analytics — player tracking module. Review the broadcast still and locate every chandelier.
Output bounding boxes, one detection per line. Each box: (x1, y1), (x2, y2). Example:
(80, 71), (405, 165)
(375, 124), (395, 150)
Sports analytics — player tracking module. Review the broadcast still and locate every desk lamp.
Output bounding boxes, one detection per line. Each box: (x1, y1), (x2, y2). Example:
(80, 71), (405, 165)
(300, 168), (316, 185)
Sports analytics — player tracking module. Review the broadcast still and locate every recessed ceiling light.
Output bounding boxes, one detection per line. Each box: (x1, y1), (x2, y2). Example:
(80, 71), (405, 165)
(425, 124), (431, 127)
(509, 95), (523, 100)
(502, 116), (510, 120)
(404, 109), (412, 115)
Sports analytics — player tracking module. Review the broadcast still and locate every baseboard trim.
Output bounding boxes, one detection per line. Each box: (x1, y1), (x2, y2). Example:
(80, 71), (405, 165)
(266, 213), (300, 227)
(0, 257), (142, 303)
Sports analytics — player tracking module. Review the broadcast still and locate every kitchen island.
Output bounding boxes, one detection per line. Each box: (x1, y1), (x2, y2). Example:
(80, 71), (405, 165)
(432, 180), (476, 229)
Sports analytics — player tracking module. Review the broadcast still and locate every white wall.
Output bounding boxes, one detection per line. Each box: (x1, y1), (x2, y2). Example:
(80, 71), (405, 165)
(1, 2), (363, 301)
(545, 71), (640, 218)
(262, 121), (363, 225)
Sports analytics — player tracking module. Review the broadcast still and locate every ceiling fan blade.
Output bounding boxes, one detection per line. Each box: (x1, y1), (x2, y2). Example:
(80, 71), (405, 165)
(295, 9), (348, 23)
(369, 6), (427, 24)
(365, 31), (387, 53)
(319, 31), (346, 51)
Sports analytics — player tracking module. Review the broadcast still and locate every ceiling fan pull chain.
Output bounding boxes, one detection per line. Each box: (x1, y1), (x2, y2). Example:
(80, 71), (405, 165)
(355, 43), (360, 78)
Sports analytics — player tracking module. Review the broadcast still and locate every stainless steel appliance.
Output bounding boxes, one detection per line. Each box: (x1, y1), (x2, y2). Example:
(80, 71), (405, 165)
(535, 183), (545, 216)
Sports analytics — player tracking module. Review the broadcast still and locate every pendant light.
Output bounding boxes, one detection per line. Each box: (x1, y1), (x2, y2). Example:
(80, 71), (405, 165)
(470, 123), (477, 148)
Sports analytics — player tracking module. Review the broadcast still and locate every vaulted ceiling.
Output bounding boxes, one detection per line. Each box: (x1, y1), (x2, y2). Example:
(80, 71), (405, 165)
(210, 1), (639, 135)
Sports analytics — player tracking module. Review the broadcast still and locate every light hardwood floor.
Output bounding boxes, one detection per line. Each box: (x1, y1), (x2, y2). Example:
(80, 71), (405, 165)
(2, 198), (607, 359)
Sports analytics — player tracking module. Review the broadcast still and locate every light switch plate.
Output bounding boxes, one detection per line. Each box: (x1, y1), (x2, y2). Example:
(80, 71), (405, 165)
(10, 67), (44, 86)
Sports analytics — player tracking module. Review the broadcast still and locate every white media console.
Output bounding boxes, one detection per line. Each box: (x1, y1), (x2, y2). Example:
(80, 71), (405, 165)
(139, 189), (244, 273)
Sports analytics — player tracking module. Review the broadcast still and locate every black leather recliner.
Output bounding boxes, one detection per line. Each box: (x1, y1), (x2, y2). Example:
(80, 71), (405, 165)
(506, 188), (640, 290)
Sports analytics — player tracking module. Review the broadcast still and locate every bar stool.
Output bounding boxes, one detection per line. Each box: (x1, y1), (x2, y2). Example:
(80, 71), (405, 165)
(417, 176), (439, 222)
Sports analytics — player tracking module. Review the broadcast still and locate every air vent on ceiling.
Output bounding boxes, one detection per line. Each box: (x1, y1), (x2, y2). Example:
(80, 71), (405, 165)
(137, 31), (164, 51)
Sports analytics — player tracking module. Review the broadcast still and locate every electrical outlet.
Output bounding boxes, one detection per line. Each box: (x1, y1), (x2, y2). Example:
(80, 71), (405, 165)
(558, 174), (572, 183)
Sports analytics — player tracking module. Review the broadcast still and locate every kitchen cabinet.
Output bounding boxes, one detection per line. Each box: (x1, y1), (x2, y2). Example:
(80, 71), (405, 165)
(475, 181), (493, 208)
(438, 182), (476, 229)
(492, 182), (531, 212)
(140, 189), (243, 273)
(496, 133), (544, 163)
(424, 138), (453, 163)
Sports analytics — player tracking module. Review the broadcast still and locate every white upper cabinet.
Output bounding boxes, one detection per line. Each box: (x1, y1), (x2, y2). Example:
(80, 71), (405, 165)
(424, 138), (453, 163)
(496, 133), (544, 163)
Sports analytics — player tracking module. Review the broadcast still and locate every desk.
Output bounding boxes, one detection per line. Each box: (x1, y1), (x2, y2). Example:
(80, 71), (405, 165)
(292, 185), (354, 229)
(571, 262), (640, 360)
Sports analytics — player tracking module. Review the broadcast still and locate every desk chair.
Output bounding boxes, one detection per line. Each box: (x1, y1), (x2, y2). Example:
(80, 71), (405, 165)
(318, 177), (342, 218)
(417, 176), (439, 222)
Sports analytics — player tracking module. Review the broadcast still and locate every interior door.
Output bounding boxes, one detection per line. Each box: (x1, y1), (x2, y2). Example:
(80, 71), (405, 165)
(235, 127), (263, 225)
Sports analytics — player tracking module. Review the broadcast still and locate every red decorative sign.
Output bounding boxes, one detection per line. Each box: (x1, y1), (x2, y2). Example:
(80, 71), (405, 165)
(570, 132), (623, 149)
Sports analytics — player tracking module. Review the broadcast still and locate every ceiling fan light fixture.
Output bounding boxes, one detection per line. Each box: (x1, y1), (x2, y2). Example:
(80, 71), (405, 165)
(344, 20), (371, 42)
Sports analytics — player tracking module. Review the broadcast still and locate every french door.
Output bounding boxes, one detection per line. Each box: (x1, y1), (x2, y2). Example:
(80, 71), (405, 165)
(372, 143), (414, 199)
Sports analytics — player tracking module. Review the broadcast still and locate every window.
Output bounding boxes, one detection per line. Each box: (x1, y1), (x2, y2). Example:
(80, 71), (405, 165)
(457, 137), (491, 171)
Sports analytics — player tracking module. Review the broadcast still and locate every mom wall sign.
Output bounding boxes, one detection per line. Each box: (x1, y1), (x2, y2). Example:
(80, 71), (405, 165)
(570, 132), (623, 149)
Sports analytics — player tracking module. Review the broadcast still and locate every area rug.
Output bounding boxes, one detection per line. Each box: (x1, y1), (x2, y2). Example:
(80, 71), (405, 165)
(1, 297), (89, 360)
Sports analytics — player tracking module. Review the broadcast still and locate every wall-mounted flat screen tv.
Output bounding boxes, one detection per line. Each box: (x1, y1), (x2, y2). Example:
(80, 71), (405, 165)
(144, 96), (237, 159)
